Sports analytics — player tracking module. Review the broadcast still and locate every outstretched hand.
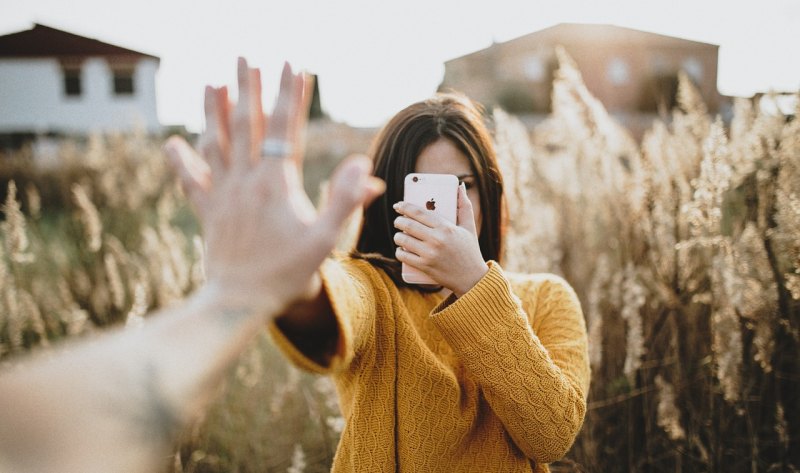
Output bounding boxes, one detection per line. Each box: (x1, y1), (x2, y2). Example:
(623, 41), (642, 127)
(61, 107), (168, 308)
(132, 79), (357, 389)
(165, 58), (384, 315)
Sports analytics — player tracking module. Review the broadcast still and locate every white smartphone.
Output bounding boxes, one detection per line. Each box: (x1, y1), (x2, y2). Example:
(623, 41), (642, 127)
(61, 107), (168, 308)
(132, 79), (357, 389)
(401, 173), (459, 285)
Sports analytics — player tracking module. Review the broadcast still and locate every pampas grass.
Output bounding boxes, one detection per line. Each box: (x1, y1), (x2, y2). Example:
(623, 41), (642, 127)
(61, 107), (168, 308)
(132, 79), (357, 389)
(0, 51), (797, 472)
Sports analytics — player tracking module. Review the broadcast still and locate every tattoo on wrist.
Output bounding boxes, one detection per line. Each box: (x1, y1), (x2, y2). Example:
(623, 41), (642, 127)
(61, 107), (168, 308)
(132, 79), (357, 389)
(113, 361), (181, 446)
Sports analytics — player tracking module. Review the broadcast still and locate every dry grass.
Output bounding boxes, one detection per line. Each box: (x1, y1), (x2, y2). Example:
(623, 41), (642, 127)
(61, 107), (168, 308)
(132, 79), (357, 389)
(0, 51), (797, 472)
(495, 49), (799, 472)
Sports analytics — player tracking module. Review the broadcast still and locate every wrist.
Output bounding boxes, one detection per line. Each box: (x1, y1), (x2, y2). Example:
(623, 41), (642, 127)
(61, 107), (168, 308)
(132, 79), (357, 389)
(195, 280), (282, 321)
(453, 262), (490, 297)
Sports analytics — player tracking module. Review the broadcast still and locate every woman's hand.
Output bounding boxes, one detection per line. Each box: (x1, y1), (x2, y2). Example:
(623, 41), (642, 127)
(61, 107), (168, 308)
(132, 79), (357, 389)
(164, 58), (384, 315)
(393, 183), (489, 296)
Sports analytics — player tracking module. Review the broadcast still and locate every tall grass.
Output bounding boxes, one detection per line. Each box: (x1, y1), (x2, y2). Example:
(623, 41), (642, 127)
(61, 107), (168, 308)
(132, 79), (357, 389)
(495, 48), (799, 471)
(0, 49), (797, 472)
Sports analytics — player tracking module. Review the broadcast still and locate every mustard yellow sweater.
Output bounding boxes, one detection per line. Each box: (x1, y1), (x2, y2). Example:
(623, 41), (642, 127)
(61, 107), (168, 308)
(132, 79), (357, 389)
(269, 257), (590, 472)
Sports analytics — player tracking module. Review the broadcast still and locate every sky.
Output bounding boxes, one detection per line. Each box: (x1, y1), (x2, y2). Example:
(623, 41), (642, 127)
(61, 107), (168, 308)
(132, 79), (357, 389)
(1, 0), (799, 131)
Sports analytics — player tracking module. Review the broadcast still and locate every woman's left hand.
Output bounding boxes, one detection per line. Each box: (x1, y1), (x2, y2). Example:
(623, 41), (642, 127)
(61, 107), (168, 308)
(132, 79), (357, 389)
(393, 183), (489, 296)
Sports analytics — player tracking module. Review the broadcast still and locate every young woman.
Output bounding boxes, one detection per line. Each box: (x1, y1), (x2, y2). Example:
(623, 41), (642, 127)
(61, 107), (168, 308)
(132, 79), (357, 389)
(204, 59), (590, 473)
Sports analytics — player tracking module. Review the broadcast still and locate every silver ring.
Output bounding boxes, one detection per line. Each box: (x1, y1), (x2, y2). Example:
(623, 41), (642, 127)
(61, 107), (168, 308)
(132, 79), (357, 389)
(261, 138), (292, 158)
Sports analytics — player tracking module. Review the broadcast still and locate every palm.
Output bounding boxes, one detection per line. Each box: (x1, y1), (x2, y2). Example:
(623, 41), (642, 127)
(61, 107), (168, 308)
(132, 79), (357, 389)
(165, 58), (381, 313)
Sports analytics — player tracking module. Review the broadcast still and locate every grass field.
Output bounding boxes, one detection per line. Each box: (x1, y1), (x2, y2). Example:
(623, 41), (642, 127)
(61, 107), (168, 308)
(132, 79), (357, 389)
(0, 51), (797, 472)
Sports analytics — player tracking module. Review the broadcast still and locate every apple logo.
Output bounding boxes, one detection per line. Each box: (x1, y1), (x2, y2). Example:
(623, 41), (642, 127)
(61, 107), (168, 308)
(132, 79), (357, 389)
(426, 198), (436, 210)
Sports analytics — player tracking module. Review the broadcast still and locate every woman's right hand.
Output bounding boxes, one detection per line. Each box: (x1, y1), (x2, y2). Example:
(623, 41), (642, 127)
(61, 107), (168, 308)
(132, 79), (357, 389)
(164, 58), (384, 316)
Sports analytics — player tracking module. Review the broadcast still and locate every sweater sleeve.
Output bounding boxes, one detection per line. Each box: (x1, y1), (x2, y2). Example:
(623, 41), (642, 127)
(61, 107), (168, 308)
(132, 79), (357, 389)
(430, 261), (590, 464)
(267, 255), (381, 375)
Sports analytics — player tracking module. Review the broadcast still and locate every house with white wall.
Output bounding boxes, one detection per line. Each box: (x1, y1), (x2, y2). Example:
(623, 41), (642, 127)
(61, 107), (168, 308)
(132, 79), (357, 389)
(0, 23), (160, 149)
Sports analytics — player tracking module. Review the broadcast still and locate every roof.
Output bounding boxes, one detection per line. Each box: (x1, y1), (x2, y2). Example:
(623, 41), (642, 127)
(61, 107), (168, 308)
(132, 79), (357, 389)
(0, 23), (159, 60)
(446, 23), (718, 63)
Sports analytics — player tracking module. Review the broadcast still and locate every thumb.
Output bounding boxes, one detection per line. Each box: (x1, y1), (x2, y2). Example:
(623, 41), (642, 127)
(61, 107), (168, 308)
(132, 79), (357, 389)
(456, 182), (477, 234)
(163, 135), (211, 212)
(315, 154), (381, 240)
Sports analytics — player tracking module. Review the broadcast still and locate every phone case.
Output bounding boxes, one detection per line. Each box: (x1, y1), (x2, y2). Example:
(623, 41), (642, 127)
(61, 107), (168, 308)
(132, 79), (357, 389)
(401, 173), (459, 284)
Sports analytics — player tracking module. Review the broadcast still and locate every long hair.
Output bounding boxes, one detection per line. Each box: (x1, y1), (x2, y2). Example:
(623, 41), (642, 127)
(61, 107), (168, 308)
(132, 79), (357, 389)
(354, 92), (505, 288)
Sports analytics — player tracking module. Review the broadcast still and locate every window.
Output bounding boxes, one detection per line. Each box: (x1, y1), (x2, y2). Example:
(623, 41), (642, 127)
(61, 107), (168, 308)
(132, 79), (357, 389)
(607, 58), (630, 85)
(682, 57), (703, 81)
(63, 67), (82, 96)
(113, 69), (135, 95)
(523, 55), (545, 81)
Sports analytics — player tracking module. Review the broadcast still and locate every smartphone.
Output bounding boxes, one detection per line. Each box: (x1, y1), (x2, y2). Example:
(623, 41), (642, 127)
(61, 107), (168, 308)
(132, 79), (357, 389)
(401, 173), (459, 285)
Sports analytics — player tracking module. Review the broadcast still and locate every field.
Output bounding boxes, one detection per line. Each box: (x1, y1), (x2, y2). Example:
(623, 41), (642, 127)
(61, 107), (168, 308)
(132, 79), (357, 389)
(0, 50), (798, 472)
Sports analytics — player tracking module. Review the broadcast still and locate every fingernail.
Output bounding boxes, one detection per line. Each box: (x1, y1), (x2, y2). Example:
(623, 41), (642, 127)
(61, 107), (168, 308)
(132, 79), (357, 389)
(367, 177), (386, 195)
(393, 202), (401, 210)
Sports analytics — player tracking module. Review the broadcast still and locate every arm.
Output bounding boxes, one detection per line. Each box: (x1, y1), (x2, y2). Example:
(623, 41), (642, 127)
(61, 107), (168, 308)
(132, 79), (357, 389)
(432, 267), (590, 463)
(394, 188), (588, 462)
(0, 58), (383, 473)
(0, 284), (274, 473)
(270, 255), (387, 374)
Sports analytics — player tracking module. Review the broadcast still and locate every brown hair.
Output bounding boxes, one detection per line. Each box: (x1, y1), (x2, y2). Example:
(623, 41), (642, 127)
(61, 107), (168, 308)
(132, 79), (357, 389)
(354, 92), (505, 287)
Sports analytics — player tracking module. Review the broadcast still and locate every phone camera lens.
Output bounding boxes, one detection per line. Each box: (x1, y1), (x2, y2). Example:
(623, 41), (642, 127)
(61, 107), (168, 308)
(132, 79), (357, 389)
(412, 176), (419, 182)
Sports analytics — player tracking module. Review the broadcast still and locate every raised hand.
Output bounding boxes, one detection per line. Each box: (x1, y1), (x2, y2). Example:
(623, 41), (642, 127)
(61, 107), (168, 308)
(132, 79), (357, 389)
(165, 58), (384, 315)
(393, 183), (489, 296)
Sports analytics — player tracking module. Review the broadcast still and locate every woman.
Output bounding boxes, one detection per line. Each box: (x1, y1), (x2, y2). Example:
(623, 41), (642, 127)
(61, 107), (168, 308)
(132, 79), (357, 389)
(205, 59), (590, 473)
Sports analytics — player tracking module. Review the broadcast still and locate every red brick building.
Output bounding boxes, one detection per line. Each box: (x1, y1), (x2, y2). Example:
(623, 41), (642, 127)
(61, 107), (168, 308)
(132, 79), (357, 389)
(440, 23), (725, 115)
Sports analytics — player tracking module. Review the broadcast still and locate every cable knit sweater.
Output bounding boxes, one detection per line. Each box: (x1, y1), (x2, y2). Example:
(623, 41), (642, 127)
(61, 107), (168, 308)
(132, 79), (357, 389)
(268, 256), (590, 473)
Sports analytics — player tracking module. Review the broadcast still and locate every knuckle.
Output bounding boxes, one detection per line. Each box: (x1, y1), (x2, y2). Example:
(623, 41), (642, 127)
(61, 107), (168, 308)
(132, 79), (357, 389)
(200, 140), (218, 159)
(233, 109), (251, 129)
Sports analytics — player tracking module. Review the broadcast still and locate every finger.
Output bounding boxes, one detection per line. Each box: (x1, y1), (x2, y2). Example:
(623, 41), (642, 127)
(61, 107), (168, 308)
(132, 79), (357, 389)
(263, 62), (295, 149)
(288, 72), (313, 172)
(393, 215), (434, 241)
(364, 177), (386, 207)
(249, 67), (264, 163)
(395, 247), (426, 269)
(217, 85), (231, 148)
(163, 136), (210, 212)
(314, 154), (373, 243)
(392, 201), (447, 228)
(393, 231), (427, 256)
(456, 182), (477, 234)
(231, 57), (256, 169)
(202, 86), (228, 177)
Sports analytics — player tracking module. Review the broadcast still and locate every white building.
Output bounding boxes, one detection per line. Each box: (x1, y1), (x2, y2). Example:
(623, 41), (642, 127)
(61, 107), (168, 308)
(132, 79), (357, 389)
(0, 23), (160, 147)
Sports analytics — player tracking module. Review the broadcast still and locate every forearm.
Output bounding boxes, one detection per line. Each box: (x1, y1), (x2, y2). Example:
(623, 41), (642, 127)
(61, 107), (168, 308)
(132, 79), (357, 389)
(0, 283), (274, 473)
(432, 265), (589, 462)
(274, 277), (339, 366)
(269, 257), (382, 374)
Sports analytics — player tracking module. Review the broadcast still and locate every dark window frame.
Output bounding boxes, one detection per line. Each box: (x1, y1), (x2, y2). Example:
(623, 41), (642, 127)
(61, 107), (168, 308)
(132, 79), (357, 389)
(63, 67), (82, 97)
(112, 68), (135, 95)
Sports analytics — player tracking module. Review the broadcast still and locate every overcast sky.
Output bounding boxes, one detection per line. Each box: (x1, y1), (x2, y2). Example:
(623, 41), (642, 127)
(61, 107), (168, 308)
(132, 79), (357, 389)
(1, 0), (798, 131)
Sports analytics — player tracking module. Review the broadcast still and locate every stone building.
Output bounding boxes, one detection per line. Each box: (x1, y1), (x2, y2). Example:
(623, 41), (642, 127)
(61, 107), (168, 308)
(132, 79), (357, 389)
(440, 23), (725, 116)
